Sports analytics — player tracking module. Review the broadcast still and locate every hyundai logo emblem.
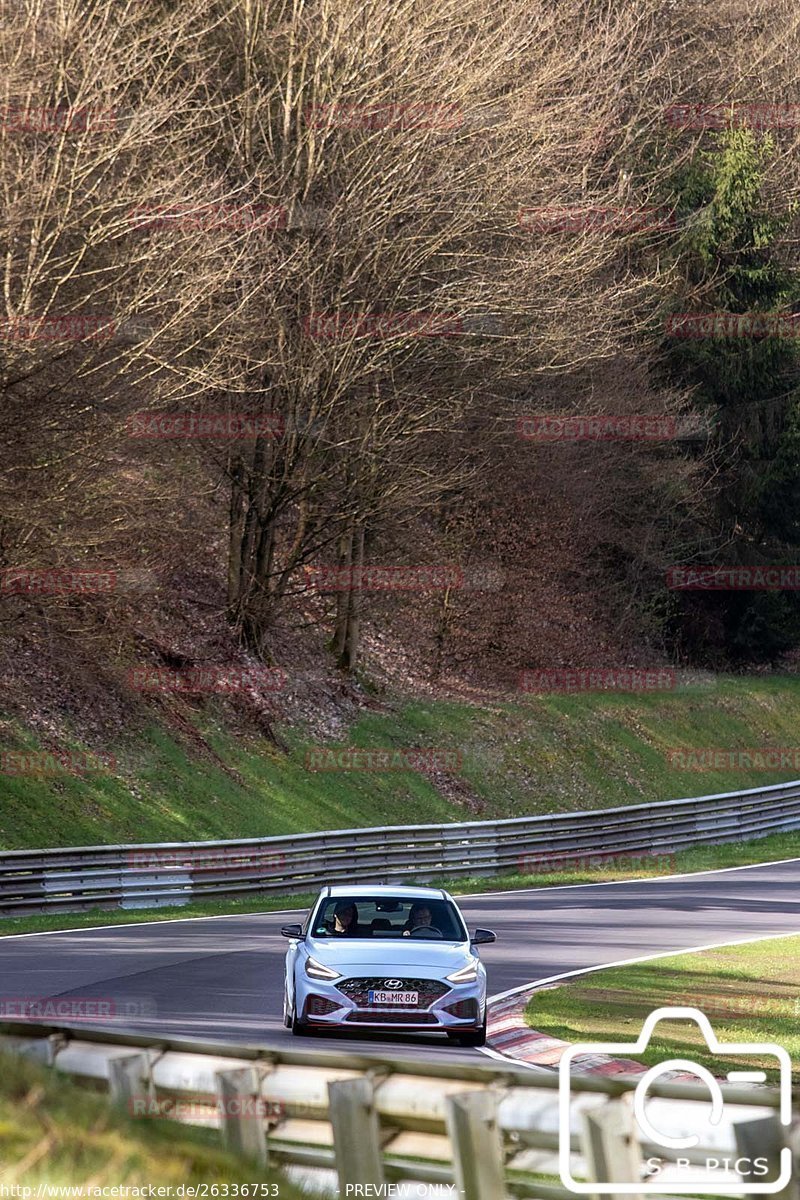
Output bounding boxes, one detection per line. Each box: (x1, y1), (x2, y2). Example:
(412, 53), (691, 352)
(384, 979), (404, 989)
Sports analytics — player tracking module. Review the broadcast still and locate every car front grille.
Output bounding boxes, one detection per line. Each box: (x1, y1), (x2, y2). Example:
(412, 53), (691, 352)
(346, 1011), (439, 1025)
(336, 977), (450, 1009)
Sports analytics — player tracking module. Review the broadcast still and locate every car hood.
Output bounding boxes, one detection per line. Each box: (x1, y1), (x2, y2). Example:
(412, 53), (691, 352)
(306, 938), (473, 973)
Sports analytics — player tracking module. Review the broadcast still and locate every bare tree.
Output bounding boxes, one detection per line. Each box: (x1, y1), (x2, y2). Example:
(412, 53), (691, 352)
(202, 0), (687, 664)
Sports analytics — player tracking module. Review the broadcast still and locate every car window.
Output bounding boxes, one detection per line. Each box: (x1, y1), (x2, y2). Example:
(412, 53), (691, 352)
(311, 896), (466, 940)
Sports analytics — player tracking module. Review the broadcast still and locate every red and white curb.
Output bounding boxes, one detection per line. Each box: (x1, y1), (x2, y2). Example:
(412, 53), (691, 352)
(487, 991), (695, 1079)
(483, 928), (800, 1077)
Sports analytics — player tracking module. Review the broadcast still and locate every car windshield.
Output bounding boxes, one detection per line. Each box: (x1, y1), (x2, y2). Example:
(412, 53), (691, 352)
(312, 895), (467, 941)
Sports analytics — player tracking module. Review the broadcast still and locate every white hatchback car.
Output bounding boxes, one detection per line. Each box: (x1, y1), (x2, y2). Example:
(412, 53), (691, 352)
(282, 884), (496, 1045)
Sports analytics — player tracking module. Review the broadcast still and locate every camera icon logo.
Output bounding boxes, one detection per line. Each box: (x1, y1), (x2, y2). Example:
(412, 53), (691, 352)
(558, 1006), (792, 1194)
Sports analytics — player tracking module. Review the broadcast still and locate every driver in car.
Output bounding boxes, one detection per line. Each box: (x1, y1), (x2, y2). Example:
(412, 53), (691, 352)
(403, 903), (436, 936)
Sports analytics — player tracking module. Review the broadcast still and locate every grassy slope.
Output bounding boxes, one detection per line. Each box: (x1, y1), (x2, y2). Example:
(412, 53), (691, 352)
(3, 674), (800, 849)
(0, 1048), (302, 1192)
(524, 935), (800, 1082)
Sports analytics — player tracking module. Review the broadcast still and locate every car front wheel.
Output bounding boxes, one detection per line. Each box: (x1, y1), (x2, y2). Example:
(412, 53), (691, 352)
(290, 998), (311, 1036)
(447, 1015), (487, 1047)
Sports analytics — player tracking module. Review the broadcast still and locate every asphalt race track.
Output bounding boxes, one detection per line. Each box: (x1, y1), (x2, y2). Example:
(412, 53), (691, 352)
(0, 860), (798, 1064)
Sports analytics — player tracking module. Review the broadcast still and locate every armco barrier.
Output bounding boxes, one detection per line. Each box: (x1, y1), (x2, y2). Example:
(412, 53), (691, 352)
(1, 779), (799, 915)
(0, 1021), (795, 1198)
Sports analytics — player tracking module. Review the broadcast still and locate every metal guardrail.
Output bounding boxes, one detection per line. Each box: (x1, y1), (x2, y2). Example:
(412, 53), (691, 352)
(1, 778), (799, 915)
(0, 1021), (796, 1198)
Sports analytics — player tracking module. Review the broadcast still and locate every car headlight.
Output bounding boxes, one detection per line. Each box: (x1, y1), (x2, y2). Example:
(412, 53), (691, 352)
(304, 956), (342, 982)
(446, 959), (479, 984)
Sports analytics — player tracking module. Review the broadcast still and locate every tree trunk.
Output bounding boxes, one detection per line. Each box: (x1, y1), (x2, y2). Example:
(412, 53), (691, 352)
(431, 584), (453, 682)
(239, 435), (269, 606)
(333, 524), (354, 662)
(342, 522), (365, 671)
(227, 452), (248, 621)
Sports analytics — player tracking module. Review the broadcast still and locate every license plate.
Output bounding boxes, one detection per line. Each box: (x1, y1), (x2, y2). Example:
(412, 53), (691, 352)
(368, 990), (419, 1006)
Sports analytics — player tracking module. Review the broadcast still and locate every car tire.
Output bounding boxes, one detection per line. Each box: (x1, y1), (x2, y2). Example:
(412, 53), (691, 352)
(283, 989), (292, 1029)
(290, 999), (311, 1037)
(448, 1016), (487, 1047)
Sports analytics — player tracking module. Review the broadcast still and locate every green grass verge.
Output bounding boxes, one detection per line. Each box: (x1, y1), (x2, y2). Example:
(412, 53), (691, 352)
(438, 829), (800, 894)
(3, 673), (800, 850)
(0, 1047), (302, 1191)
(0, 829), (796, 939)
(524, 934), (800, 1082)
(0, 892), (319, 938)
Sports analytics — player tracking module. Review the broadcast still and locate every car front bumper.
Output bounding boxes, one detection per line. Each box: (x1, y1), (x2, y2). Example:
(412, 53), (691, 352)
(295, 972), (486, 1032)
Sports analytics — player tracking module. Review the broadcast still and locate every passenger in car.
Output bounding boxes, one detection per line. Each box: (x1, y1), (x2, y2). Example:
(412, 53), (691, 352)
(325, 900), (361, 935)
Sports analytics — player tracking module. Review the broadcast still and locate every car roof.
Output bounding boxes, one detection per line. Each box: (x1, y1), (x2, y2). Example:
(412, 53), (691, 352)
(324, 884), (448, 900)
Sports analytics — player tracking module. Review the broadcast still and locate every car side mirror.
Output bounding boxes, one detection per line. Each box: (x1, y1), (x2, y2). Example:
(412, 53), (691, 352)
(281, 923), (303, 939)
(470, 928), (496, 945)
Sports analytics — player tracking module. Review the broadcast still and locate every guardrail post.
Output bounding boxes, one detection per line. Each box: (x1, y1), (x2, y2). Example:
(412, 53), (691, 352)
(328, 1077), (384, 1190)
(581, 1099), (642, 1200)
(789, 1121), (800, 1200)
(216, 1066), (268, 1166)
(8, 1034), (60, 1066)
(445, 1090), (506, 1200)
(735, 1115), (796, 1199)
(108, 1052), (151, 1114)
